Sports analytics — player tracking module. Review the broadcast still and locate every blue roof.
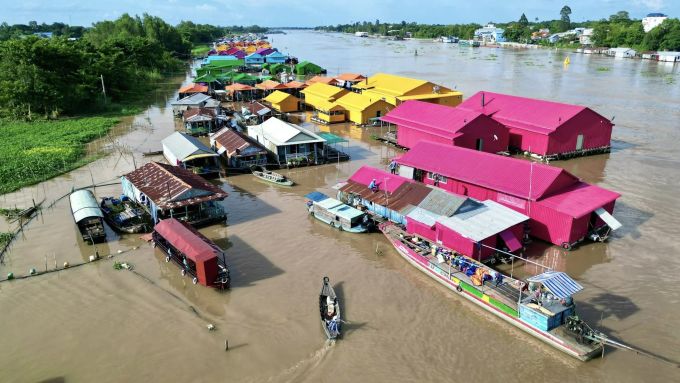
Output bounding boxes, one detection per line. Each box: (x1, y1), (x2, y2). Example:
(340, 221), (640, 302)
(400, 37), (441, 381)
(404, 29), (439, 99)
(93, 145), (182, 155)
(305, 191), (328, 202)
(646, 13), (666, 17)
(527, 271), (583, 299)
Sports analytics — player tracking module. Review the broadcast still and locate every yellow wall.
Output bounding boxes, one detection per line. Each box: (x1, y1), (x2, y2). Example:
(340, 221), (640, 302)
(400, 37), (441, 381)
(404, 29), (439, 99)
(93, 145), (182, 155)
(317, 110), (346, 123)
(270, 97), (300, 113)
(344, 100), (391, 125)
(303, 94), (330, 111)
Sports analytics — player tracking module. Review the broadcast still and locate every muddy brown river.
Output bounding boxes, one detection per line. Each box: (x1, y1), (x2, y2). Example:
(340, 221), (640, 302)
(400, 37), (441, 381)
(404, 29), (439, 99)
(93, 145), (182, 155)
(1, 31), (679, 382)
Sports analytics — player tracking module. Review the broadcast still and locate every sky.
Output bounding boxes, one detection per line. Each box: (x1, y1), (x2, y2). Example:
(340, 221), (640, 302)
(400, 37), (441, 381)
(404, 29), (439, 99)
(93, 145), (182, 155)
(0, 0), (677, 27)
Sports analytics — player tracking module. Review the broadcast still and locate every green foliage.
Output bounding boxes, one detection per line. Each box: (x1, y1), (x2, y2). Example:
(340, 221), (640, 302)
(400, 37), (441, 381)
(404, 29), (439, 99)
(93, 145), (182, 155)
(0, 232), (13, 248)
(191, 44), (212, 57)
(519, 14), (529, 28)
(592, 17), (680, 51)
(0, 117), (118, 194)
(319, 21), (481, 39)
(560, 5), (572, 32)
(0, 21), (85, 41)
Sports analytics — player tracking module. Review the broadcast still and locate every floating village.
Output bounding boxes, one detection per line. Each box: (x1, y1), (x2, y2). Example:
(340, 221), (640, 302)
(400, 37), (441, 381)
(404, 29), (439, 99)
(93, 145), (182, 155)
(1, 31), (674, 369)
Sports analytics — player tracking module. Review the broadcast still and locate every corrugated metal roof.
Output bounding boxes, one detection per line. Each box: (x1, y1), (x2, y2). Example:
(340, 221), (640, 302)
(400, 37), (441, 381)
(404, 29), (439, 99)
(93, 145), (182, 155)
(284, 81), (307, 89)
(536, 182), (621, 218)
(305, 191), (329, 202)
(171, 93), (213, 106)
(179, 83), (209, 94)
(527, 271), (583, 299)
(255, 80), (287, 90)
(339, 166), (432, 211)
(417, 188), (480, 217)
(458, 91), (610, 135)
(301, 83), (347, 100)
(335, 92), (387, 111)
(381, 100), (491, 136)
(353, 73), (429, 96)
(437, 200), (529, 242)
(154, 218), (221, 262)
(210, 128), (267, 157)
(70, 189), (103, 223)
(264, 90), (297, 104)
(123, 162), (227, 210)
(252, 117), (326, 146)
(183, 107), (215, 120)
(162, 132), (217, 162)
(406, 207), (439, 227)
(396, 141), (578, 200)
(336, 73), (366, 82)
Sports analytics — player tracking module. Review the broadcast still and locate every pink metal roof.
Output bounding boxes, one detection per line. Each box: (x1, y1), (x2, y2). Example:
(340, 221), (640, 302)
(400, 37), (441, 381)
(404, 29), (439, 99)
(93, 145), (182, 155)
(458, 91), (592, 135)
(536, 182), (620, 218)
(381, 100), (487, 138)
(154, 218), (219, 262)
(348, 165), (410, 194)
(396, 141), (579, 200)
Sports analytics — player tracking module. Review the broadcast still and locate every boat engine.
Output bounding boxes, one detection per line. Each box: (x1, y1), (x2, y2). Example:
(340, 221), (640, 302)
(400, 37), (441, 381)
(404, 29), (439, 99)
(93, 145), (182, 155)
(565, 315), (601, 344)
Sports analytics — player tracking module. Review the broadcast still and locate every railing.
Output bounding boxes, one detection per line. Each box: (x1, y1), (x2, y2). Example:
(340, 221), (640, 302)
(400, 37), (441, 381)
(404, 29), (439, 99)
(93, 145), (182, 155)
(239, 158), (267, 167)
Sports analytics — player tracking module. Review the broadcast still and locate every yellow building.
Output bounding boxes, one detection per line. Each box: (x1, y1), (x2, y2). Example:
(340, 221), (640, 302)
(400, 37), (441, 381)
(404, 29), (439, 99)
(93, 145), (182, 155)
(335, 92), (392, 125)
(301, 83), (349, 123)
(353, 73), (463, 107)
(264, 91), (300, 113)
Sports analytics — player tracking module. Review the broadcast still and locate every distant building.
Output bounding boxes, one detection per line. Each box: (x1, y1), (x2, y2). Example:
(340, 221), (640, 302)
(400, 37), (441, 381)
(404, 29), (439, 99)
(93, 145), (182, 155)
(606, 47), (636, 58)
(656, 51), (680, 62)
(580, 29), (594, 45)
(32, 32), (53, 38)
(642, 13), (668, 32)
(474, 24), (506, 43)
(531, 28), (550, 41)
(355, 31), (369, 37)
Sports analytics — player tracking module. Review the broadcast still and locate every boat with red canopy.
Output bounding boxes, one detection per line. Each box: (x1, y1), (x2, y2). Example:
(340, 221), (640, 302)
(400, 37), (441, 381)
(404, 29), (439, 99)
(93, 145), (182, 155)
(152, 218), (230, 288)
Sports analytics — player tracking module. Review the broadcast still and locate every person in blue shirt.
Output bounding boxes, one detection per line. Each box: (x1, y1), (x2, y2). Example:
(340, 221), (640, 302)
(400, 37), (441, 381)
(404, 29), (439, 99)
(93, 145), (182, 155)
(368, 178), (378, 192)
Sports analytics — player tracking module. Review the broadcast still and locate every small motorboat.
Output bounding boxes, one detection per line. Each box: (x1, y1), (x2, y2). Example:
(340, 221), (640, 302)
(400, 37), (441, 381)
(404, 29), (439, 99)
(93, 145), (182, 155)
(251, 165), (294, 186)
(100, 196), (152, 234)
(319, 276), (341, 340)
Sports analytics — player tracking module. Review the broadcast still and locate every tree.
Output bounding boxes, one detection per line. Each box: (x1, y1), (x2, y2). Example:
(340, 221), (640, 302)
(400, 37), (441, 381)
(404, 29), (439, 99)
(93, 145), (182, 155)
(560, 5), (572, 32)
(609, 11), (630, 23)
(519, 13), (529, 28)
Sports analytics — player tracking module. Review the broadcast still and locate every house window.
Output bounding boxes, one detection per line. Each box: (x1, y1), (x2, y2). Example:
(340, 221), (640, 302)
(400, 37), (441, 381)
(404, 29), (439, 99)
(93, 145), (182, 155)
(427, 172), (447, 184)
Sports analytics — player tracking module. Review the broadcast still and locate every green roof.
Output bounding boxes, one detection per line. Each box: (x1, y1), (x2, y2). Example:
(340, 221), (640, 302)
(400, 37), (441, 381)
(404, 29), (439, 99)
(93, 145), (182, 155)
(295, 61), (325, 75)
(194, 73), (220, 83)
(317, 132), (348, 145)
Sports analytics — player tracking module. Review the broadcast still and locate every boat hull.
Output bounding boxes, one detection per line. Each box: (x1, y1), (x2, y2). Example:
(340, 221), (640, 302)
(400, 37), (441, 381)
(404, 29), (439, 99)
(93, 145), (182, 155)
(380, 223), (602, 361)
(311, 213), (367, 233)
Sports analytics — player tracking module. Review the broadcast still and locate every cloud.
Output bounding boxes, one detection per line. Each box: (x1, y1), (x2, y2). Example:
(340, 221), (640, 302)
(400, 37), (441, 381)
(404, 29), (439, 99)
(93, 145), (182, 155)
(196, 3), (217, 12)
(632, 0), (665, 11)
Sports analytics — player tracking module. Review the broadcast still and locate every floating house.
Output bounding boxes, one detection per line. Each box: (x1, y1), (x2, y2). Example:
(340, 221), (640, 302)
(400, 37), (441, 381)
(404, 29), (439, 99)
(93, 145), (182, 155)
(301, 83), (348, 123)
(456, 91), (613, 159)
(178, 83), (209, 99)
(255, 48), (276, 56)
(263, 90), (301, 113)
(162, 132), (221, 177)
(606, 47), (636, 58)
(395, 142), (622, 249)
(153, 218), (230, 288)
(121, 162), (227, 225)
(182, 108), (217, 136)
(203, 55), (239, 65)
(210, 128), (268, 169)
(245, 52), (265, 66)
(656, 51), (680, 62)
(247, 117), (326, 165)
(255, 80), (288, 93)
(381, 100), (508, 152)
(306, 76), (337, 85)
(353, 73), (463, 107)
(295, 61), (326, 75)
(337, 166), (529, 258)
(335, 73), (367, 86)
(170, 93), (219, 116)
(265, 51), (287, 64)
(239, 101), (272, 125)
(225, 83), (256, 101)
(335, 92), (391, 125)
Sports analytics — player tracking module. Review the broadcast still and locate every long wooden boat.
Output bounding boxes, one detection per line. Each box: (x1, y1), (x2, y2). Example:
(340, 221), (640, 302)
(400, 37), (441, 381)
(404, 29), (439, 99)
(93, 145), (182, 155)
(251, 166), (294, 186)
(319, 276), (341, 340)
(379, 222), (604, 361)
(100, 197), (152, 234)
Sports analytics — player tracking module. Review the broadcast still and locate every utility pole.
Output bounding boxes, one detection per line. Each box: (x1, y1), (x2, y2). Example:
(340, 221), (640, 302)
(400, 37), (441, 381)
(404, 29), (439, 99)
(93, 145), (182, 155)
(100, 74), (107, 103)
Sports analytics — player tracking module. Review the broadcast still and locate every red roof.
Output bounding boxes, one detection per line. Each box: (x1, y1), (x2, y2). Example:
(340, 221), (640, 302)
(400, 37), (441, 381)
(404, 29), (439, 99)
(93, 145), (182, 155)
(396, 142), (579, 200)
(349, 165), (410, 194)
(381, 100), (489, 138)
(183, 107), (215, 119)
(154, 218), (220, 262)
(458, 91), (596, 135)
(255, 80), (288, 90)
(179, 83), (209, 94)
(123, 162), (227, 210)
(536, 182), (620, 218)
(211, 128), (267, 157)
(284, 81), (308, 89)
(336, 73), (366, 82)
(225, 83), (254, 92)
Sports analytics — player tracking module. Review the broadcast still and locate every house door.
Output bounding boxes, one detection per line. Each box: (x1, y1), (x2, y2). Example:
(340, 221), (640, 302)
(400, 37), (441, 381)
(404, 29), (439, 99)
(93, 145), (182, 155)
(475, 138), (483, 151)
(414, 169), (425, 182)
(576, 134), (584, 151)
(376, 110), (381, 117)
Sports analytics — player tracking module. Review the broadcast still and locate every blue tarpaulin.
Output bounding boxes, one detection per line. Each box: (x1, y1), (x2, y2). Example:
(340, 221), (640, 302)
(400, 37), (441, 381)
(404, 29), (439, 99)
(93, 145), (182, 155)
(527, 271), (583, 299)
(305, 191), (329, 202)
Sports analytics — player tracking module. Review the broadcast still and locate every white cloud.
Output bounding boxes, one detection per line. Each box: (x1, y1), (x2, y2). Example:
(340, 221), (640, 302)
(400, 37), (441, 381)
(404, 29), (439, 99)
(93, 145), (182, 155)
(196, 3), (217, 12)
(632, 0), (665, 11)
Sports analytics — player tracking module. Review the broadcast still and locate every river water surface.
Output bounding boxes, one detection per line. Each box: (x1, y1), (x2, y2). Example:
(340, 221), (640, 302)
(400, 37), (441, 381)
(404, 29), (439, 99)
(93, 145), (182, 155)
(1, 31), (679, 382)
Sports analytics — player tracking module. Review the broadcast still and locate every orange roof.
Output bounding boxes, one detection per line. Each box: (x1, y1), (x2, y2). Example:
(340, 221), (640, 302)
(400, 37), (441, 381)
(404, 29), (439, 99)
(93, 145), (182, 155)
(284, 80), (308, 89)
(179, 83), (209, 94)
(336, 73), (366, 82)
(255, 80), (288, 91)
(306, 76), (336, 85)
(225, 83), (255, 93)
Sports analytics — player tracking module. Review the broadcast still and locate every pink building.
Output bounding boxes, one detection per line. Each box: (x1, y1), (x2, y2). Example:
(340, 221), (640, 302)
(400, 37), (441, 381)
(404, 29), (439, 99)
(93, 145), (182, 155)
(457, 91), (614, 159)
(395, 142), (622, 249)
(338, 166), (528, 259)
(381, 100), (509, 153)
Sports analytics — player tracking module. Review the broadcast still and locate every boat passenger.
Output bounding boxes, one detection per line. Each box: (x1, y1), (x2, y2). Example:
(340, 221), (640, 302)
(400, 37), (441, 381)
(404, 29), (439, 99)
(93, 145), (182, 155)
(368, 178), (378, 192)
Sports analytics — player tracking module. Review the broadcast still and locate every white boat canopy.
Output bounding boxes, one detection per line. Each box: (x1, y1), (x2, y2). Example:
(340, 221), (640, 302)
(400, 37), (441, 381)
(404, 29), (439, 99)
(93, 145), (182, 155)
(527, 271), (583, 299)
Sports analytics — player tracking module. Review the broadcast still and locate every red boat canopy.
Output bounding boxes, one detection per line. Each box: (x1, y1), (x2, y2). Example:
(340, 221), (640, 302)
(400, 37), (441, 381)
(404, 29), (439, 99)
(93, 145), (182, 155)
(154, 219), (220, 263)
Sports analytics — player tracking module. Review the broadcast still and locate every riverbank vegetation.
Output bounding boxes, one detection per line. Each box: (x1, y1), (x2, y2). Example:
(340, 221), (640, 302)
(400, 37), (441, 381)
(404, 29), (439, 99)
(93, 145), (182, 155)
(317, 7), (680, 51)
(0, 117), (119, 194)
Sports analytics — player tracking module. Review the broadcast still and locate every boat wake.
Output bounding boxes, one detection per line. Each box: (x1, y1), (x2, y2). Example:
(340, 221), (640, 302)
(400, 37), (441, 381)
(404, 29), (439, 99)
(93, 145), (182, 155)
(265, 341), (334, 383)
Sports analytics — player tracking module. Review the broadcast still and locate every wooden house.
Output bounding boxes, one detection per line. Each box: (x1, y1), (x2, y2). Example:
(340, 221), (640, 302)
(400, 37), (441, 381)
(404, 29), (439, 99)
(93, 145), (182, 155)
(210, 127), (268, 169)
(247, 117), (326, 165)
(335, 92), (391, 125)
(263, 90), (301, 113)
(301, 83), (348, 123)
(353, 73), (463, 107)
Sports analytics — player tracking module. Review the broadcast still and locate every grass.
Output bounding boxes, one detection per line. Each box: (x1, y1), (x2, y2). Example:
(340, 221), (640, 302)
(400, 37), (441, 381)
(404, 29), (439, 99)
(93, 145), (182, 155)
(191, 44), (212, 57)
(0, 232), (12, 248)
(597, 67), (611, 72)
(0, 117), (119, 195)
(0, 208), (22, 218)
